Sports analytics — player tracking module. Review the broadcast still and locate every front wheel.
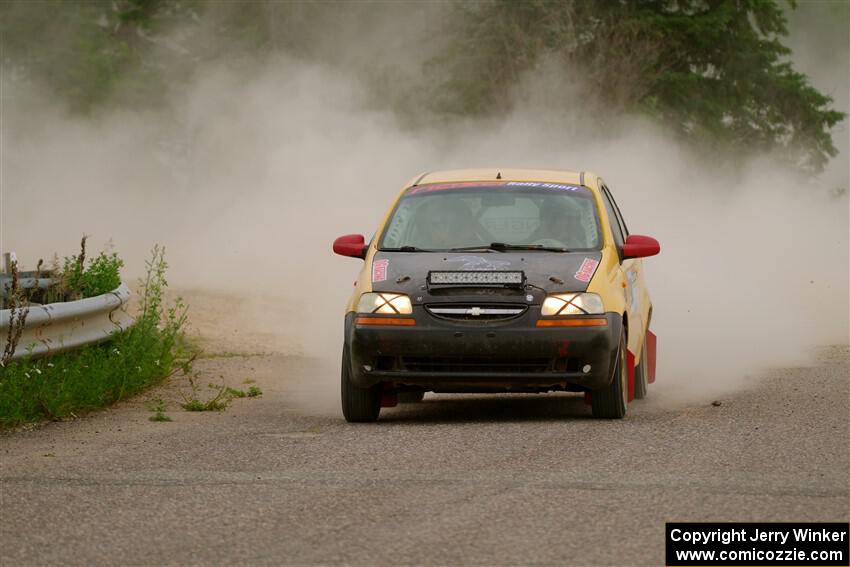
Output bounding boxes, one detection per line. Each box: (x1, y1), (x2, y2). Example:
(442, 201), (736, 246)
(591, 331), (628, 419)
(341, 346), (381, 422)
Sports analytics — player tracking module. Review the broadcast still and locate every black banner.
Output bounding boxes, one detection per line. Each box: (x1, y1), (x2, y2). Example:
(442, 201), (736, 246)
(666, 523), (849, 566)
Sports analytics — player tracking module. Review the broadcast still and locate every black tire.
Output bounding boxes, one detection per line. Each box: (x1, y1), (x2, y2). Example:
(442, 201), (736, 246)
(340, 345), (381, 422)
(634, 338), (648, 400)
(591, 331), (628, 419)
(398, 391), (425, 403)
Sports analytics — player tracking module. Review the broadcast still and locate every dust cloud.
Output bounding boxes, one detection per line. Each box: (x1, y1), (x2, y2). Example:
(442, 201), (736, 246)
(1, 8), (847, 409)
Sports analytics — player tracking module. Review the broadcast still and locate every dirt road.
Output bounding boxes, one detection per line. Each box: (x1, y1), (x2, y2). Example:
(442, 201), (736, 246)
(2, 342), (848, 566)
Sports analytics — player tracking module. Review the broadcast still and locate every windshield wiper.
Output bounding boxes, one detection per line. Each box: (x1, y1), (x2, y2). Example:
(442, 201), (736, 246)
(380, 246), (434, 252)
(447, 245), (505, 252)
(492, 242), (570, 252)
(450, 242), (569, 253)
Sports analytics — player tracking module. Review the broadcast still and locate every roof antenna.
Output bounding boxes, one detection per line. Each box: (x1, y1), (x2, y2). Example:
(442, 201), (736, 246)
(496, 172), (502, 179)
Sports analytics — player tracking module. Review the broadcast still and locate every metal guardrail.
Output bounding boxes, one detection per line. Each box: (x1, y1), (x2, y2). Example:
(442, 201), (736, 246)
(0, 284), (134, 362)
(0, 273), (53, 308)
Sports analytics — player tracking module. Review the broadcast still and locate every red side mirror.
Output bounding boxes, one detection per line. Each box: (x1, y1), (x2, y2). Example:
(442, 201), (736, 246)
(333, 234), (368, 259)
(621, 234), (660, 259)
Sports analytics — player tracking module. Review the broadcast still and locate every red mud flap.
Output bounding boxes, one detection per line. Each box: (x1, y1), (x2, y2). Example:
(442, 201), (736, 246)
(381, 388), (398, 408)
(646, 329), (657, 384)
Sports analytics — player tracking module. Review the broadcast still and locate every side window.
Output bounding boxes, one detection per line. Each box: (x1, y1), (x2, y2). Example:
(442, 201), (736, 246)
(604, 185), (629, 238)
(600, 185), (625, 247)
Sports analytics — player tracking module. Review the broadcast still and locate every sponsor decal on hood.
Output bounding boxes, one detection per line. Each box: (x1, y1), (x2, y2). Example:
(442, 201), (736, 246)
(574, 258), (600, 283)
(372, 258), (389, 282)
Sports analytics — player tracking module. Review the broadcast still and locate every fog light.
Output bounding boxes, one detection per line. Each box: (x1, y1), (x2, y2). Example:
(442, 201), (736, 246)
(582, 364), (591, 374)
(363, 365), (372, 372)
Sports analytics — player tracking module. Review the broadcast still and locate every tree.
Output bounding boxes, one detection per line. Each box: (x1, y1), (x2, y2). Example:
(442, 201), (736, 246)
(2, 0), (843, 170)
(430, 0), (845, 171)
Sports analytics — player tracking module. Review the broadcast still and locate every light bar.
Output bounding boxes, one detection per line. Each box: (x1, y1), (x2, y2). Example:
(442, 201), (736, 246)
(429, 271), (524, 286)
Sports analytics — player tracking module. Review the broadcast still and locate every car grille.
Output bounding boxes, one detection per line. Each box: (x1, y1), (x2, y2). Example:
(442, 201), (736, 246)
(401, 355), (550, 373)
(425, 303), (527, 322)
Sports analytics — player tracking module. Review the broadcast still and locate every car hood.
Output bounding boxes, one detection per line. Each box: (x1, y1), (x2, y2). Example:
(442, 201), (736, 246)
(370, 250), (602, 304)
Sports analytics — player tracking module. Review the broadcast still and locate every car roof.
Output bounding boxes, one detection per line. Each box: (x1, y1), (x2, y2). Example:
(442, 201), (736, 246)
(405, 168), (599, 189)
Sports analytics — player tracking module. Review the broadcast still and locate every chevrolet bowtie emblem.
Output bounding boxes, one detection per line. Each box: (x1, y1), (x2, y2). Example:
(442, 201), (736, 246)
(470, 307), (482, 316)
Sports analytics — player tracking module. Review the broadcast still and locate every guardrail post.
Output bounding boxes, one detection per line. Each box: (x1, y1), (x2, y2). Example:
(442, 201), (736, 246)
(1, 252), (16, 273)
(0, 252), (14, 309)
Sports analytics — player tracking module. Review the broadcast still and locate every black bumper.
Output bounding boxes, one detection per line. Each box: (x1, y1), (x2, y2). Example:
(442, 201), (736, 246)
(344, 308), (622, 392)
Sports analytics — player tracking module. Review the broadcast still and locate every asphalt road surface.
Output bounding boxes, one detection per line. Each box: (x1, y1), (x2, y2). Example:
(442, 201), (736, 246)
(1, 348), (848, 566)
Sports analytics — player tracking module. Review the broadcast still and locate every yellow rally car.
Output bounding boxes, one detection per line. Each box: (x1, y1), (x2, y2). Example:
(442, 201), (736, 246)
(333, 168), (659, 421)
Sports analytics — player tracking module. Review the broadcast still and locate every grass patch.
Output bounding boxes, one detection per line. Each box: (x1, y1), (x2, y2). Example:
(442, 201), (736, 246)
(180, 376), (231, 412)
(0, 245), (192, 428)
(181, 398), (228, 412)
(198, 351), (266, 360)
(178, 379), (262, 412)
(225, 385), (262, 398)
(146, 398), (172, 422)
(226, 387), (247, 399)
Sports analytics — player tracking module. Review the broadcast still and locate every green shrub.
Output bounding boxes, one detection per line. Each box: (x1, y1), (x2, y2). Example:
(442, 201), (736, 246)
(52, 236), (125, 301)
(57, 250), (124, 300)
(81, 251), (124, 297)
(18, 236), (127, 305)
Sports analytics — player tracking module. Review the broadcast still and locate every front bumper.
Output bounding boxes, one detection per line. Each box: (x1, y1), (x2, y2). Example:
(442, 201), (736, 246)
(345, 308), (622, 392)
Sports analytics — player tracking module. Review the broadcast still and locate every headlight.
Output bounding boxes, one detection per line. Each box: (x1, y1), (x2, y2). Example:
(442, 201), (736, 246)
(541, 293), (604, 316)
(357, 292), (413, 315)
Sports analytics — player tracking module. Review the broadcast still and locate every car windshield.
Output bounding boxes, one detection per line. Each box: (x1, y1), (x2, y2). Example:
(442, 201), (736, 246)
(379, 182), (601, 251)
